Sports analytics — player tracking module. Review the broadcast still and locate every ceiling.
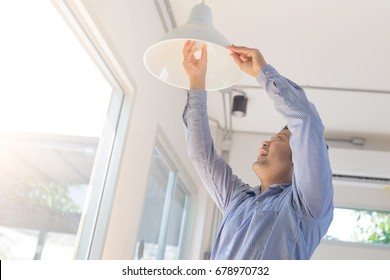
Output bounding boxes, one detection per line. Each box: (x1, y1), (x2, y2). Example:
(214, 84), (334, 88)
(166, 0), (390, 150)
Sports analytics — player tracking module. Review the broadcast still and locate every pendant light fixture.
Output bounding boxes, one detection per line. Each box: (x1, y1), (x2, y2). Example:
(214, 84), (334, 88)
(144, 1), (241, 91)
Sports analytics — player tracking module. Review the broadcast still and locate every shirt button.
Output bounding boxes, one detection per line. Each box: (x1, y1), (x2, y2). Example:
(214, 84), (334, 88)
(255, 201), (259, 205)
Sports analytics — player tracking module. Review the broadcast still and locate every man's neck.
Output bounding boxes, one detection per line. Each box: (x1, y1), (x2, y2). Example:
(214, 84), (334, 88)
(260, 182), (273, 193)
(259, 176), (292, 193)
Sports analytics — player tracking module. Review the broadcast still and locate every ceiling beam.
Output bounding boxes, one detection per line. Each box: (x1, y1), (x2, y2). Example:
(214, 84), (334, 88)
(233, 84), (390, 95)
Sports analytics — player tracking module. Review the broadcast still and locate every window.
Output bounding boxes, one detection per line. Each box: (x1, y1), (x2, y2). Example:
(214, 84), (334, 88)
(134, 144), (191, 260)
(325, 207), (390, 245)
(0, 0), (126, 259)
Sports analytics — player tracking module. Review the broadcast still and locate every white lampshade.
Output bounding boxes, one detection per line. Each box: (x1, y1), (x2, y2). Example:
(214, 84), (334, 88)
(144, 2), (241, 91)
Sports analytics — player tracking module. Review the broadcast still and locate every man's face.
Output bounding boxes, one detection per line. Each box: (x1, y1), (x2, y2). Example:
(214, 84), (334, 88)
(253, 129), (293, 172)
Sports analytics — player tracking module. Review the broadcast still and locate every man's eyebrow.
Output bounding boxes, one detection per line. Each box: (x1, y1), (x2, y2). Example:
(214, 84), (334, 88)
(271, 133), (284, 140)
(272, 131), (289, 140)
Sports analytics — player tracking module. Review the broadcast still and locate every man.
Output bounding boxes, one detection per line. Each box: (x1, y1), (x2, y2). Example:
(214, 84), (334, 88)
(182, 40), (334, 259)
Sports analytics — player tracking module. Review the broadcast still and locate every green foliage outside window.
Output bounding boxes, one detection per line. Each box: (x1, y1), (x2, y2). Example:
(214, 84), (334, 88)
(325, 208), (390, 245)
(353, 210), (390, 244)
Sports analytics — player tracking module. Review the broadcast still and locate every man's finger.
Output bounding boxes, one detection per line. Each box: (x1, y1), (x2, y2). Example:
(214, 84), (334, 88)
(227, 45), (251, 55)
(183, 40), (196, 55)
(230, 52), (244, 66)
(201, 44), (208, 62)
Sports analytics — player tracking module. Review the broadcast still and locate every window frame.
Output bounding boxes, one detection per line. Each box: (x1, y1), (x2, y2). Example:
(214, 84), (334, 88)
(52, 0), (134, 259)
(134, 133), (195, 260)
(174, 175), (191, 259)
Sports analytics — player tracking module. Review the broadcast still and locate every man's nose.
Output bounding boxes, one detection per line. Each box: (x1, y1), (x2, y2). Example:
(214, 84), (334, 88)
(262, 141), (270, 147)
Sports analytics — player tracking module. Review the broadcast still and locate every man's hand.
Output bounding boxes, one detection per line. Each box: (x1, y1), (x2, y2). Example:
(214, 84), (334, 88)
(227, 45), (267, 78)
(182, 40), (207, 90)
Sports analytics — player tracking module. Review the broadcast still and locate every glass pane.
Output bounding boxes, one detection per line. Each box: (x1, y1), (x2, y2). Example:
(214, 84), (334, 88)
(135, 147), (171, 259)
(164, 182), (187, 260)
(325, 208), (390, 245)
(0, 0), (112, 259)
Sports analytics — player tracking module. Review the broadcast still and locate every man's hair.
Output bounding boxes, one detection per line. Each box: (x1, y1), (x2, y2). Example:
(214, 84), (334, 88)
(282, 125), (329, 150)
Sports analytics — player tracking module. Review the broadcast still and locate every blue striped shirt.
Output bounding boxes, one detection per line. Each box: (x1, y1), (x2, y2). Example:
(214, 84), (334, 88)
(182, 64), (334, 260)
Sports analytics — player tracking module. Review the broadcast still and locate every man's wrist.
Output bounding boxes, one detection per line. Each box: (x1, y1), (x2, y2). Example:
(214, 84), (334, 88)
(190, 78), (205, 90)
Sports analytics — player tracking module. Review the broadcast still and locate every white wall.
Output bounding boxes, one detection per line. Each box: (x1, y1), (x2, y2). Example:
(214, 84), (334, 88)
(76, 0), (215, 259)
(312, 240), (390, 260)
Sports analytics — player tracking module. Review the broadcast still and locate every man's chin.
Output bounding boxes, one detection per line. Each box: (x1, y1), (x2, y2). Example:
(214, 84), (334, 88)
(252, 160), (266, 170)
(254, 157), (267, 164)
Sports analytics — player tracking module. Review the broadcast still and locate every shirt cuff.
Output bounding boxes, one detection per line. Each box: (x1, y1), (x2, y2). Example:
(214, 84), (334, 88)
(256, 64), (280, 87)
(187, 89), (207, 107)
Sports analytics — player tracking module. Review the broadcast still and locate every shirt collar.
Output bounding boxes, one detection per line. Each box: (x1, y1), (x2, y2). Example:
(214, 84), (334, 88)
(245, 184), (291, 196)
